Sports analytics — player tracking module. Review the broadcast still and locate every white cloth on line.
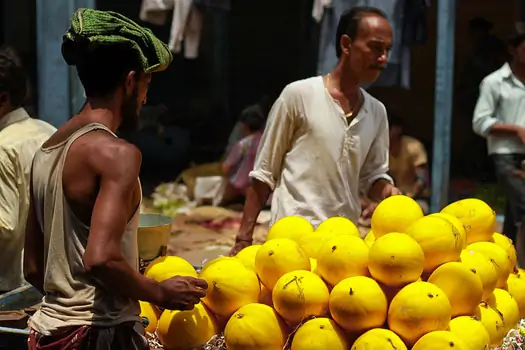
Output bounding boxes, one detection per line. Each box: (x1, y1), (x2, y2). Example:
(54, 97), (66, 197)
(139, 0), (203, 59)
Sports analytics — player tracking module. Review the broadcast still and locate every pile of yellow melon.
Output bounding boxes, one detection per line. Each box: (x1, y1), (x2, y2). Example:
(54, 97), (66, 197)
(139, 196), (525, 350)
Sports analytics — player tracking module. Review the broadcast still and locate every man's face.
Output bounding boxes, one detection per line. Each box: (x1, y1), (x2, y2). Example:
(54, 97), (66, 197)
(512, 42), (525, 66)
(343, 15), (393, 83)
(119, 72), (151, 133)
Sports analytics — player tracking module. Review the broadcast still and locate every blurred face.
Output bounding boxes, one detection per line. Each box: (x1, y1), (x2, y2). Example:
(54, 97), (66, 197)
(340, 14), (393, 83)
(119, 71), (151, 132)
(0, 92), (13, 119)
(389, 125), (403, 142)
(510, 41), (525, 66)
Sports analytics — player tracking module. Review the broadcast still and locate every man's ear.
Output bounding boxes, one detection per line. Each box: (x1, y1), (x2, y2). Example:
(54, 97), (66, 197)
(125, 71), (137, 95)
(340, 34), (353, 56)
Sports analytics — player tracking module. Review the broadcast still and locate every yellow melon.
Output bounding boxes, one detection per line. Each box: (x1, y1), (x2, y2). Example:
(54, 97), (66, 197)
(329, 276), (387, 333)
(351, 328), (407, 350)
(317, 235), (369, 286)
(235, 244), (262, 270)
(291, 318), (348, 350)
(316, 216), (360, 237)
(487, 288), (520, 332)
(224, 303), (288, 350)
(492, 232), (517, 272)
(449, 316), (491, 350)
(518, 268), (525, 278)
(368, 232), (424, 287)
(199, 257), (260, 318)
(298, 231), (336, 259)
(144, 255), (198, 282)
(467, 242), (511, 288)
(429, 212), (468, 248)
(272, 270), (329, 325)
(267, 216), (314, 242)
(412, 331), (467, 350)
(405, 216), (463, 273)
(427, 262), (483, 317)
(259, 284), (273, 307)
(507, 273), (525, 318)
(371, 195), (424, 238)
(364, 230), (376, 247)
(388, 281), (451, 346)
(441, 198), (496, 244)
(478, 301), (507, 347)
(310, 258), (318, 274)
(255, 238), (310, 290)
(460, 249), (498, 299)
(157, 303), (218, 350)
(139, 301), (159, 333)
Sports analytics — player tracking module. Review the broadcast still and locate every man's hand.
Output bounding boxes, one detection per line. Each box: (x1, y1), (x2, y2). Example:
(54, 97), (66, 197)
(158, 276), (208, 311)
(229, 238), (252, 257)
(368, 179), (402, 202)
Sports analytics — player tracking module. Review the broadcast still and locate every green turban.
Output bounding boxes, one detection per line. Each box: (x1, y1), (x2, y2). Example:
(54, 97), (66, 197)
(62, 8), (172, 73)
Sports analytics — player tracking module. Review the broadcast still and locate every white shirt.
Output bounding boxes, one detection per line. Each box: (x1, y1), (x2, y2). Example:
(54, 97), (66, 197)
(249, 76), (392, 228)
(0, 108), (56, 291)
(472, 63), (525, 155)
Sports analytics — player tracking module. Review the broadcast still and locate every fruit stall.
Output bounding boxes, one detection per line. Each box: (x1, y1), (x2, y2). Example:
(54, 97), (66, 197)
(2, 195), (525, 349)
(136, 196), (525, 350)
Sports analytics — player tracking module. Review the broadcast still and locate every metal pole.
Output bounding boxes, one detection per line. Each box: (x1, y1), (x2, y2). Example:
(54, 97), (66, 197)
(36, 0), (94, 127)
(430, 0), (456, 213)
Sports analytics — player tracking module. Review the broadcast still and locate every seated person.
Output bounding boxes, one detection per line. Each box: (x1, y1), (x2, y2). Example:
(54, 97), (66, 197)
(219, 108), (266, 206)
(388, 114), (430, 213)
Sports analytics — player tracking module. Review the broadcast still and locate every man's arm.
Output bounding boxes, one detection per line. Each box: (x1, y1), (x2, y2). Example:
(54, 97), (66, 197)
(472, 78), (525, 139)
(23, 161), (45, 294)
(231, 96), (295, 254)
(360, 111), (397, 202)
(83, 141), (206, 308)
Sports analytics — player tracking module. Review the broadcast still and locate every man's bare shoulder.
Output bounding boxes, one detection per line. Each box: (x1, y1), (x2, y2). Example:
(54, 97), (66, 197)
(73, 132), (142, 178)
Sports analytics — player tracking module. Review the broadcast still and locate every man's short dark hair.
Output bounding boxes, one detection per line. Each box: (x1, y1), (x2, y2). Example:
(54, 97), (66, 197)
(507, 33), (525, 49)
(70, 43), (143, 98)
(335, 6), (387, 58)
(0, 46), (28, 107)
(239, 106), (266, 132)
(388, 112), (404, 128)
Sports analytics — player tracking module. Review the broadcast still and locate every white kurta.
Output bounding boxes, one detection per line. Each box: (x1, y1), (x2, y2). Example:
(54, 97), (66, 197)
(249, 76), (392, 228)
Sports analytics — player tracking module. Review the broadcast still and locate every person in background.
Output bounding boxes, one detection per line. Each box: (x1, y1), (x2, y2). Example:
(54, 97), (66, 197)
(230, 6), (401, 255)
(387, 113), (430, 213)
(472, 32), (525, 265)
(219, 108), (266, 206)
(225, 94), (271, 155)
(23, 9), (207, 350)
(0, 46), (56, 294)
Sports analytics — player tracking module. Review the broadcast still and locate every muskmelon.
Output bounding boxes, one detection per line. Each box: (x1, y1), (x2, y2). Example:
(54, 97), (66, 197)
(267, 216), (313, 242)
(429, 212), (468, 248)
(224, 303), (288, 350)
(427, 262), (483, 317)
(329, 276), (387, 333)
(487, 288), (520, 332)
(235, 244), (262, 270)
(371, 195), (424, 238)
(199, 257), (260, 318)
(291, 318), (348, 350)
(364, 230), (376, 247)
(449, 316), (491, 350)
(157, 303), (218, 350)
(460, 249), (498, 299)
(298, 231), (336, 260)
(467, 242), (511, 289)
(317, 235), (369, 286)
(492, 232), (517, 272)
(351, 328), (407, 350)
(507, 273), (525, 318)
(255, 238), (310, 290)
(316, 216), (360, 237)
(478, 301), (507, 347)
(412, 331), (467, 350)
(405, 216), (463, 273)
(144, 255), (198, 282)
(368, 232), (424, 287)
(272, 270), (329, 325)
(388, 281), (451, 346)
(441, 198), (496, 244)
(139, 301), (160, 333)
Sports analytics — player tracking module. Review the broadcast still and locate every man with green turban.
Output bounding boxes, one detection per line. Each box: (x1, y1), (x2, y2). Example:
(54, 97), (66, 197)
(24, 9), (208, 349)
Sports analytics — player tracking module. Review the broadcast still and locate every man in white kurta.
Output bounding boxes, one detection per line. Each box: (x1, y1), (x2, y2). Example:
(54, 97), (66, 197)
(230, 6), (400, 254)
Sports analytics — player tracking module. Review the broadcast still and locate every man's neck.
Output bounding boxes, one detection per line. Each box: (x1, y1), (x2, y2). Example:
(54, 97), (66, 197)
(329, 62), (361, 98)
(79, 98), (122, 133)
(510, 61), (525, 81)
